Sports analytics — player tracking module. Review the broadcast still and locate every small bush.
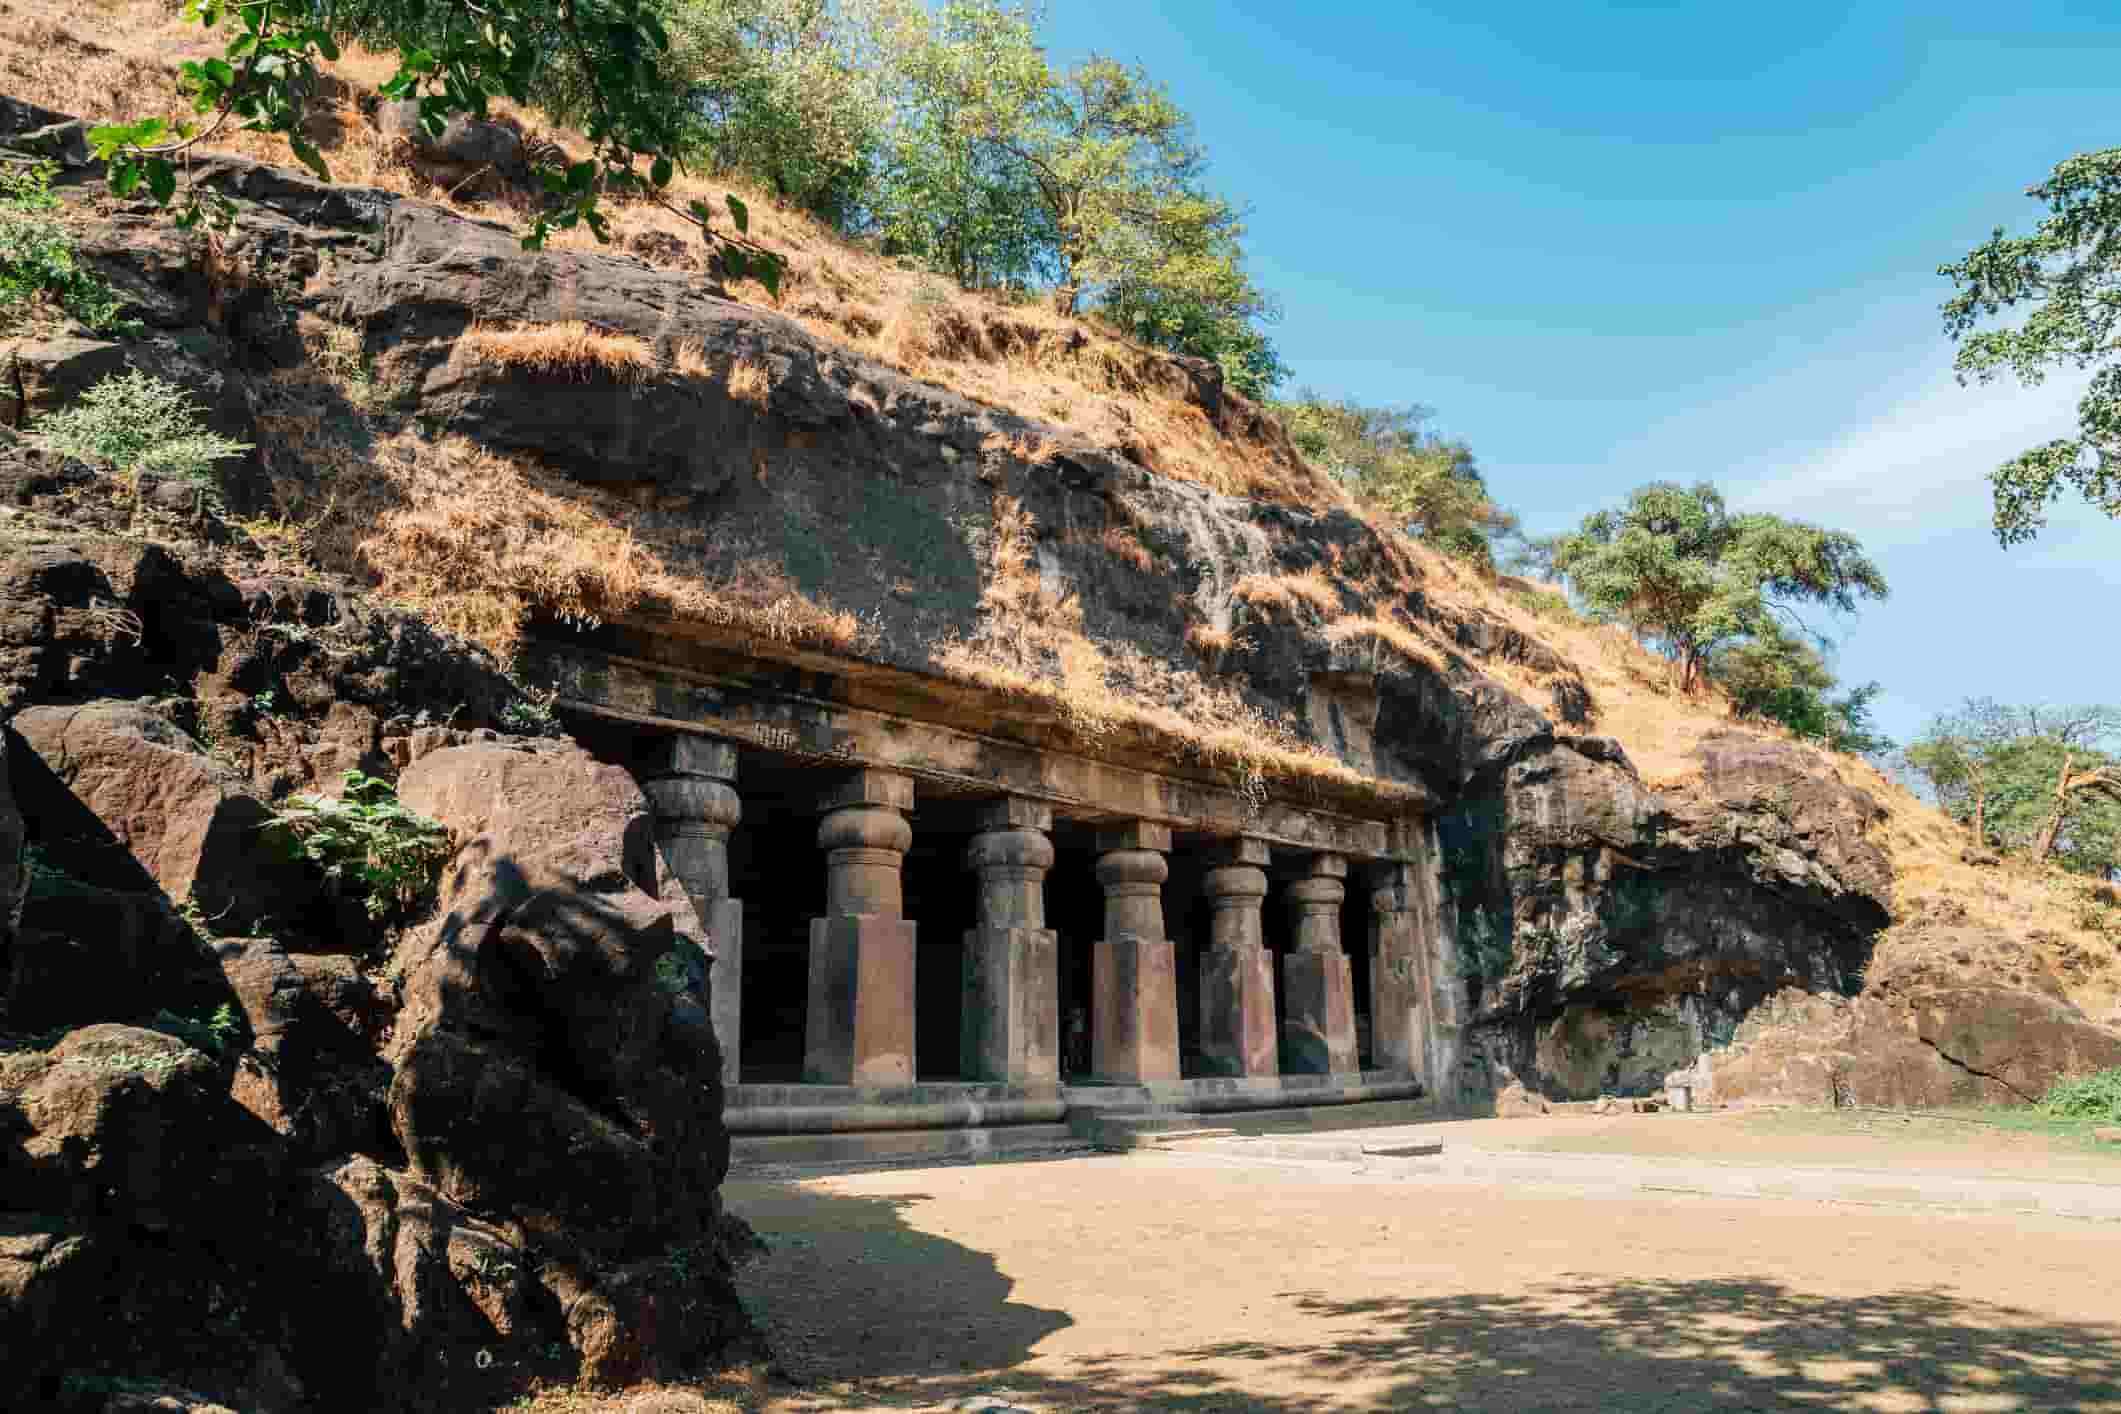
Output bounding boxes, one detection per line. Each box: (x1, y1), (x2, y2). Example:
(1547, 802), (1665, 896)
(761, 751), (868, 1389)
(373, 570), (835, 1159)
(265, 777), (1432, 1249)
(34, 370), (251, 493)
(0, 162), (139, 335)
(150, 1003), (242, 1057)
(270, 770), (452, 921)
(2037, 1067), (2121, 1123)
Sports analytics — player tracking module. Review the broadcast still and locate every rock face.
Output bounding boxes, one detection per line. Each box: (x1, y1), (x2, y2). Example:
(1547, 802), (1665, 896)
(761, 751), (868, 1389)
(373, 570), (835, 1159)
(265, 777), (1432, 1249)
(1675, 928), (2121, 1110)
(0, 505), (750, 1405)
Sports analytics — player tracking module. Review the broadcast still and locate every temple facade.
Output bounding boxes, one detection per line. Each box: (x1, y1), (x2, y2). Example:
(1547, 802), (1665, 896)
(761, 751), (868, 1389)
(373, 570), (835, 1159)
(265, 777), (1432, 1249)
(530, 626), (1463, 1161)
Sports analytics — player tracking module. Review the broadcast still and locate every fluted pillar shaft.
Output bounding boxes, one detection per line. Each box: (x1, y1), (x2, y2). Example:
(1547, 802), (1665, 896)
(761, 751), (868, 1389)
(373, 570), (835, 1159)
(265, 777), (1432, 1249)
(1199, 838), (1277, 1078)
(962, 798), (1059, 1084)
(1282, 853), (1357, 1075)
(1090, 822), (1180, 1083)
(642, 734), (743, 1085)
(804, 769), (917, 1085)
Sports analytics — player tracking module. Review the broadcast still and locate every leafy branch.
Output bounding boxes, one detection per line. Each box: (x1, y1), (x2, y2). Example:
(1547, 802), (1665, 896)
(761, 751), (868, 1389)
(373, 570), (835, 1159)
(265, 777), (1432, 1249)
(81, 0), (782, 291)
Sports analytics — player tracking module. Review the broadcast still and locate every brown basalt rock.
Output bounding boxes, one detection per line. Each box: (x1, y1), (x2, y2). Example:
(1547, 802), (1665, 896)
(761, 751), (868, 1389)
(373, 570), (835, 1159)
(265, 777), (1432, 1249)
(1, 1025), (277, 1223)
(9, 886), (219, 1035)
(1494, 1080), (1550, 1117)
(11, 701), (320, 933)
(217, 938), (390, 1158)
(2, 335), (126, 429)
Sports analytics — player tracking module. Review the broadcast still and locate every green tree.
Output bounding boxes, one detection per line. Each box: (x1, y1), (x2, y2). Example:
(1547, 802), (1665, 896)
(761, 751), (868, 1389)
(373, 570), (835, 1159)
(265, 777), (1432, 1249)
(84, 0), (782, 283)
(869, 0), (1054, 289)
(1546, 482), (1888, 692)
(536, 0), (897, 227)
(1940, 147), (2121, 545)
(1904, 700), (2121, 866)
(1095, 211), (1287, 397)
(1277, 396), (1516, 566)
(1710, 627), (1890, 755)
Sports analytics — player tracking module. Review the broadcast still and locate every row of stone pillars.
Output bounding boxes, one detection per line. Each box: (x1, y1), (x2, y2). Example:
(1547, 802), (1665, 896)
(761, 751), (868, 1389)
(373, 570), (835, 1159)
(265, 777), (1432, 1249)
(645, 740), (1431, 1090)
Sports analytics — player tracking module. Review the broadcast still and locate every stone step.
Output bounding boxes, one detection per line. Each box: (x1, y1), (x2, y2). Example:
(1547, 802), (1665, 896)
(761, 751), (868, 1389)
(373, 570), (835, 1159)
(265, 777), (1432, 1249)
(729, 1122), (1086, 1173)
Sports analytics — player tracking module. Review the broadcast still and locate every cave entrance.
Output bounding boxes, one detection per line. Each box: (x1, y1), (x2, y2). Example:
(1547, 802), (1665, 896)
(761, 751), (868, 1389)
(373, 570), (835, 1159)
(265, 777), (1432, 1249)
(727, 756), (827, 1085)
(1345, 879), (1373, 1068)
(1170, 848), (1209, 1077)
(1049, 820), (1104, 1082)
(902, 805), (976, 1082)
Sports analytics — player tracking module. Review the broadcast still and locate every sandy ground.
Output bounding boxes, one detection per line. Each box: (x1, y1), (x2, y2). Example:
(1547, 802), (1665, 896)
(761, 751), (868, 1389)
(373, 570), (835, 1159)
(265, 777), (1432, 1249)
(717, 1110), (2121, 1413)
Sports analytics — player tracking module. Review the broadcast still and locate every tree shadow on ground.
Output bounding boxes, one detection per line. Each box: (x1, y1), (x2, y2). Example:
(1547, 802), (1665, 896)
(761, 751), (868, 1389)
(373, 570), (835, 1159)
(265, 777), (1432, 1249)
(720, 1180), (2121, 1413)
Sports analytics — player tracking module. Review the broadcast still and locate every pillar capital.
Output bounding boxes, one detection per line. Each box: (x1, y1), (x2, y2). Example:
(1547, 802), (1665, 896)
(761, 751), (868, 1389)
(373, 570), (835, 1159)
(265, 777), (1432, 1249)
(818, 768), (915, 816)
(1095, 820), (1171, 854)
(1209, 836), (1272, 870)
(646, 732), (740, 782)
(975, 796), (1053, 832)
(1303, 851), (1349, 880)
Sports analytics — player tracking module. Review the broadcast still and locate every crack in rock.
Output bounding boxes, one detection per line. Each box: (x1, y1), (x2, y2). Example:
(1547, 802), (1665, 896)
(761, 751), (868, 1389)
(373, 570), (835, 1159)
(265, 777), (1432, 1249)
(1918, 1034), (2035, 1104)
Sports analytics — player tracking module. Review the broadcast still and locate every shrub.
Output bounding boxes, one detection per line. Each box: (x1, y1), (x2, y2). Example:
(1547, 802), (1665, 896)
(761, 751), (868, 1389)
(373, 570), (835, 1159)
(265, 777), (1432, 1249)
(0, 161), (139, 335)
(150, 1003), (242, 1057)
(2037, 1067), (2121, 1123)
(269, 770), (452, 921)
(34, 370), (251, 495)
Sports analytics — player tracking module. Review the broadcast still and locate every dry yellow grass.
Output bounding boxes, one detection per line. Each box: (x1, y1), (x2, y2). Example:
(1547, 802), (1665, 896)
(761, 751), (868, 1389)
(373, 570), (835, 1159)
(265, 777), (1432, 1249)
(724, 356), (772, 408)
(1322, 613), (1443, 670)
(1234, 566), (1345, 618)
(933, 494), (1364, 794)
(461, 321), (657, 382)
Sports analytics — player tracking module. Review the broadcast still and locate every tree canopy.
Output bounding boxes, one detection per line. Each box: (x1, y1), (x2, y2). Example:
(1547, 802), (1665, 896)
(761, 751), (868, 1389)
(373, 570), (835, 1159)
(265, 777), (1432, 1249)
(1904, 700), (2121, 873)
(1940, 147), (2121, 545)
(1276, 396), (1517, 567)
(1544, 482), (1888, 692)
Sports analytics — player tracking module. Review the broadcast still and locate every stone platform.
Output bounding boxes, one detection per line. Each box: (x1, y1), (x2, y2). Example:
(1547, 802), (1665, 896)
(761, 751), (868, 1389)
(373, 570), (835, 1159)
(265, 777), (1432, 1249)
(726, 1072), (1434, 1169)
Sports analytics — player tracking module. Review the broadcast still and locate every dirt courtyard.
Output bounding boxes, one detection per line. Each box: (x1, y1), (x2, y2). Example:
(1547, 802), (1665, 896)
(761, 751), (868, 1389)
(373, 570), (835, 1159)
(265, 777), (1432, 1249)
(717, 1110), (2121, 1413)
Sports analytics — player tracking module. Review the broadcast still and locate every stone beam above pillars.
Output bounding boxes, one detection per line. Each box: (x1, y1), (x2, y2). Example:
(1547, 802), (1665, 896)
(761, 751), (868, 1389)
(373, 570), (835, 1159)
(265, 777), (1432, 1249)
(640, 733), (743, 1086)
(1199, 837), (1277, 1079)
(1281, 853), (1357, 1077)
(1090, 821), (1179, 1084)
(804, 768), (917, 1086)
(961, 798), (1059, 1086)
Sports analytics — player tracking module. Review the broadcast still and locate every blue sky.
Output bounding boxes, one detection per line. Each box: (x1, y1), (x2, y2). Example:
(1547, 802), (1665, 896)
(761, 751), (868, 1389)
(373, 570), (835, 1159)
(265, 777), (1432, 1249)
(1041, 0), (2119, 748)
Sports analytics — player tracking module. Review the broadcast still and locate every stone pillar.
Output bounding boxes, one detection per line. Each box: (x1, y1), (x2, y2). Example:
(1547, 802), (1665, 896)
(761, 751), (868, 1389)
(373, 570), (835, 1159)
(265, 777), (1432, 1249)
(1090, 822), (1180, 1084)
(803, 769), (917, 1086)
(961, 798), (1059, 1085)
(1198, 838), (1277, 1079)
(1281, 853), (1357, 1076)
(642, 734), (743, 1086)
(1369, 860), (1427, 1081)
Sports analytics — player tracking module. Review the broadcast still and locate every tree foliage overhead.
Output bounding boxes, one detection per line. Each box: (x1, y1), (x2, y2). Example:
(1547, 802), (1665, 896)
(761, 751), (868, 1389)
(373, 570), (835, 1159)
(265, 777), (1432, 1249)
(1707, 622), (1890, 757)
(1904, 700), (2121, 873)
(1544, 482), (1888, 692)
(1276, 396), (1517, 567)
(1940, 147), (2121, 545)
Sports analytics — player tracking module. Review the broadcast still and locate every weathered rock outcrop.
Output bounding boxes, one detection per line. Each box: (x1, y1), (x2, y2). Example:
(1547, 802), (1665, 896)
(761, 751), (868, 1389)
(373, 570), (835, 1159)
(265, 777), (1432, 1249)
(0, 515), (752, 1405)
(1671, 927), (2121, 1109)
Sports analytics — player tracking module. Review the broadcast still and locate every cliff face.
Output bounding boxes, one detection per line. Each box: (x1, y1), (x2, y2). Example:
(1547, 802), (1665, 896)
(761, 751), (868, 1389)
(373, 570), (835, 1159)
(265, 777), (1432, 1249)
(7, 118), (2113, 1137)
(134, 153), (1906, 1106)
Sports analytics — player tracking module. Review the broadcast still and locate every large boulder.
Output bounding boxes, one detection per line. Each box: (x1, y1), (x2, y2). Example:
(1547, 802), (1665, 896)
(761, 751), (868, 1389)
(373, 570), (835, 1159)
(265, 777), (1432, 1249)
(217, 938), (390, 1159)
(383, 739), (738, 1385)
(0, 1024), (280, 1224)
(1675, 928), (2121, 1109)
(11, 701), (320, 932)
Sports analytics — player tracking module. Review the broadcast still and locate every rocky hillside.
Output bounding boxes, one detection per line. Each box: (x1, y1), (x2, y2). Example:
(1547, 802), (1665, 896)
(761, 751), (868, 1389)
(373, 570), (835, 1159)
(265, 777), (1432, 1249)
(6, 52), (2121, 1409)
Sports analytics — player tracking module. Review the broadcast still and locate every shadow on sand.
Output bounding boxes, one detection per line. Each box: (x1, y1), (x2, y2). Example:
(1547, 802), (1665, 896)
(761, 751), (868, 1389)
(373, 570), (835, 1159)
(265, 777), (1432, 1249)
(726, 1175), (2121, 1412)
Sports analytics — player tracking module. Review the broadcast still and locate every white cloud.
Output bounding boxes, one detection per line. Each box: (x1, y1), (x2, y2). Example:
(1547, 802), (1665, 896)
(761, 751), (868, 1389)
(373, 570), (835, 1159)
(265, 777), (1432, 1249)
(1725, 353), (2094, 546)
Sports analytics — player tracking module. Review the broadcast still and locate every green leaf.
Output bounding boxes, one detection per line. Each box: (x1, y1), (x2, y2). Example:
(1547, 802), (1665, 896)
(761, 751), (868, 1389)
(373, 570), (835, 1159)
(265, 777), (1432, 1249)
(109, 159), (142, 197)
(146, 158), (176, 206)
(756, 254), (781, 300)
(203, 57), (235, 87)
(290, 138), (330, 184)
(312, 30), (340, 61)
(725, 194), (748, 234)
(566, 160), (597, 194)
(722, 248), (747, 282)
(650, 156), (672, 189)
(687, 198), (714, 228)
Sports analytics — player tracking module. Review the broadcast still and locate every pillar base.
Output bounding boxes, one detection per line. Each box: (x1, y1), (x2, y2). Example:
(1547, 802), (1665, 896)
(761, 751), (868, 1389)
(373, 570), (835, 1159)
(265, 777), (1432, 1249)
(961, 925), (1059, 1084)
(1199, 943), (1277, 1078)
(803, 915), (916, 1086)
(1091, 936), (1180, 1084)
(1282, 947), (1357, 1076)
(705, 898), (743, 1086)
